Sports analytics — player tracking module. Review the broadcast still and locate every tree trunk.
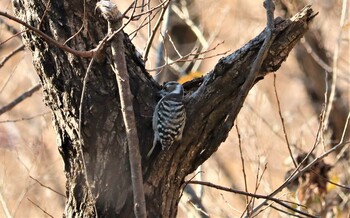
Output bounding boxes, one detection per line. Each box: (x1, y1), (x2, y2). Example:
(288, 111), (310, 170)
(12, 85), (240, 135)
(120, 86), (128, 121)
(12, 0), (315, 217)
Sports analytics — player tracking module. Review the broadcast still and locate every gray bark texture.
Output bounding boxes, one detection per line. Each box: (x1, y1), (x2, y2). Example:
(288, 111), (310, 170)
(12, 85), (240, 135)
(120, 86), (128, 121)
(12, 0), (315, 217)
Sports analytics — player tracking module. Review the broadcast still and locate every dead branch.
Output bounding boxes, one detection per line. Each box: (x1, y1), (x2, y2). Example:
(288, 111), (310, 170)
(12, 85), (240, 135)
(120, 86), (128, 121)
(96, 1), (147, 217)
(11, 1), (317, 217)
(0, 84), (41, 116)
(0, 44), (25, 68)
(188, 180), (316, 218)
(29, 175), (65, 197)
(0, 112), (49, 123)
(143, 0), (171, 62)
(27, 198), (54, 218)
(249, 112), (350, 216)
(273, 73), (297, 167)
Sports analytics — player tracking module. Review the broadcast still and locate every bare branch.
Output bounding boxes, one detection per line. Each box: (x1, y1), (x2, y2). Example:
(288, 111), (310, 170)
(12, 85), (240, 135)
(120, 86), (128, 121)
(37, 0), (51, 29)
(64, 0), (86, 45)
(0, 11), (94, 58)
(273, 73), (297, 167)
(27, 198), (54, 218)
(171, 4), (208, 48)
(0, 5), (136, 59)
(300, 39), (332, 72)
(143, 0), (171, 62)
(0, 112), (49, 123)
(0, 45), (25, 68)
(310, 169), (350, 190)
(249, 112), (350, 216)
(149, 42), (229, 72)
(235, 124), (249, 211)
(29, 175), (65, 197)
(188, 181), (316, 218)
(96, 1), (147, 217)
(241, 0), (275, 97)
(0, 84), (41, 116)
(324, 0), (348, 130)
(77, 57), (98, 215)
(0, 30), (25, 47)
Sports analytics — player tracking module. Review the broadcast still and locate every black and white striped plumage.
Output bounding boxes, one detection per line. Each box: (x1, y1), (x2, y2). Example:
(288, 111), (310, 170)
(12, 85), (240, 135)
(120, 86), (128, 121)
(147, 82), (186, 158)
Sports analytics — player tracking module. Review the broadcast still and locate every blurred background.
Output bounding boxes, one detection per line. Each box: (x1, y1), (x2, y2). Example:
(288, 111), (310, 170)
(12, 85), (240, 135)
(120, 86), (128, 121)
(0, 0), (349, 217)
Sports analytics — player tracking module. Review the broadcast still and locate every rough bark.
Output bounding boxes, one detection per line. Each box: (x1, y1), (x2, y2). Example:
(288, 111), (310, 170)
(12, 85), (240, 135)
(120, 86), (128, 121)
(12, 0), (315, 217)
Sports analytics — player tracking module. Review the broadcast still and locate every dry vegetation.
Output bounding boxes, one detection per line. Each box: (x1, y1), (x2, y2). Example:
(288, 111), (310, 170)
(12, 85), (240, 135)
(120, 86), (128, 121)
(0, 0), (349, 217)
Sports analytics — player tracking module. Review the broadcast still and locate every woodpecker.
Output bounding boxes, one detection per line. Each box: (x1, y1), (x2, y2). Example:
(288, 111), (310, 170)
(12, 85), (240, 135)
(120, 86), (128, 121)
(147, 81), (186, 158)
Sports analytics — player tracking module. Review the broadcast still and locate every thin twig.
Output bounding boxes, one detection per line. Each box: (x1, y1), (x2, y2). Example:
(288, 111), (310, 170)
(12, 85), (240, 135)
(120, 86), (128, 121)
(38, 0), (51, 29)
(246, 103), (285, 142)
(273, 73), (297, 167)
(0, 63), (18, 95)
(140, 0), (146, 12)
(0, 112), (50, 123)
(0, 44), (25, 68)
(166, 31), (184, 60)
(128, 7), (159, 40)
(187, 200), (209, 217)
(0, 30), (26, 46)
(324, 0), (348, 129)
(154, 2), (171, 81)
(236, 124), (249, 214)
(321, 71), (329, 149)
(191, 7), (229, 73)
(0, 5), (134, 59)
(0, 11), (94, 58)
(250, 162), (268, 215)
(64, 0), (85, 45)
(284, 104), (327, 187)
(310, 169), (350, 190)
(150, 42), (229, 72)
(229, 0), (277, 127)
(171, 4), (208, 48)
(78, 57), (98, 214)
(180, 170), (208, 216)
(188, 181), (317, 218)
(303, 113), (350, 169)
(269, 204), (306, 218)
(130, 0), (169, 18)
(179, 170), (203, 201)
(300, 39), (332, 73)
(143, 0), (171, 62)
(147, 0), (151, 41)
(27, 198), (54, 218)
(0, 84), (41, 116)
(249, 112), (350, 216)
(29, 175), (65, 197)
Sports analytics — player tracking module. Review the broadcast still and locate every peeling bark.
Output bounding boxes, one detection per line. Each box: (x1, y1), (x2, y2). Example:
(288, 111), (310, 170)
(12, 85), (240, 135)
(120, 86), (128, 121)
(12, 0), (315, 217)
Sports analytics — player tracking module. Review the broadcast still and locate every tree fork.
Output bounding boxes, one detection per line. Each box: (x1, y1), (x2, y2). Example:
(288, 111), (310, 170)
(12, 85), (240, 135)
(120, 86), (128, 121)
(10, 0), (316, 217)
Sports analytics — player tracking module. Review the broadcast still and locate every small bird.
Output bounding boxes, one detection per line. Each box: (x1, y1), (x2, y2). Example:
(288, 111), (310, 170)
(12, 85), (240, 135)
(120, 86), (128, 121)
(147, 81), (186, 158)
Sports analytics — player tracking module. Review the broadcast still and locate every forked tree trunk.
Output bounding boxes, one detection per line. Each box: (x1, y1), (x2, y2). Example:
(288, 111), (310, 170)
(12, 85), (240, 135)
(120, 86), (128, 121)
(12, 1), (315, 217)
